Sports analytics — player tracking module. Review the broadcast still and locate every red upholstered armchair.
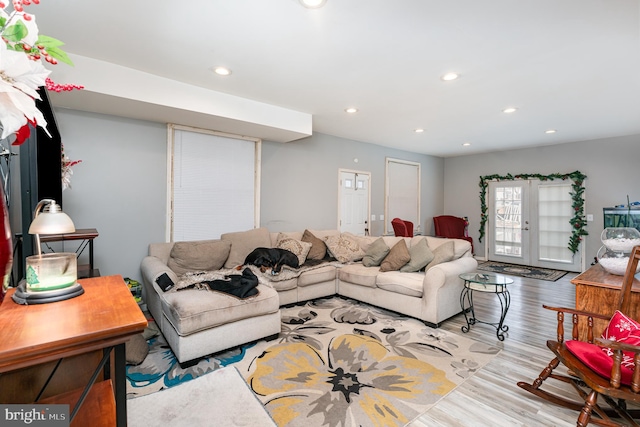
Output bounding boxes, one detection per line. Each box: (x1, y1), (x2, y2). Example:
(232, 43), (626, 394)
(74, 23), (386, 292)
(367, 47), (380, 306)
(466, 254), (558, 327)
(391, 218), (414, 237)
(433, 215), (473, 253)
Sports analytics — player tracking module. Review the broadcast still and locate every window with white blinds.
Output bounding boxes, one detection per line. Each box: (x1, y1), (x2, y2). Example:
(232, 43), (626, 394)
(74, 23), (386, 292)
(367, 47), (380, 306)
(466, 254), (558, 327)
(169, 125), (260, 241)
(385, 158), (421, 235)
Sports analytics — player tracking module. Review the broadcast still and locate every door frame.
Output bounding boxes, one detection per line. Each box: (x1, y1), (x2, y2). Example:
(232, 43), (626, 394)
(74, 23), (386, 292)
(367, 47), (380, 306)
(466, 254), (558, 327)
(384, 158), (421, 236)
(337, 168), (371, 236)
(486, 178), (584, 272)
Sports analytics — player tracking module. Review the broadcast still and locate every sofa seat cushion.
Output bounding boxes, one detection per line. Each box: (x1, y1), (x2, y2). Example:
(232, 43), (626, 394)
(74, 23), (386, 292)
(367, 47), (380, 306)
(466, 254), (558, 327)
(376, 271), (424, 297)
(297, 264), (337, 287)
(269, 277), (298, 292)
(338, 264), (379, 288)
(162, 284), (279, 336)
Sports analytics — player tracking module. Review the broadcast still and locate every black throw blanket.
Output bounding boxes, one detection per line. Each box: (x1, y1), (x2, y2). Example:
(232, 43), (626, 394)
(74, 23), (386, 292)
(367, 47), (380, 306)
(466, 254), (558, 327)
(178, 268), (259, 299)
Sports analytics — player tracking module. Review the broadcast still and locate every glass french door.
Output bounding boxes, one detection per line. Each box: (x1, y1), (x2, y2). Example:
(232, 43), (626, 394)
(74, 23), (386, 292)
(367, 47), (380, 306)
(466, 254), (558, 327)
(488, 180), (582, 272)
(489, 181), (530, 264)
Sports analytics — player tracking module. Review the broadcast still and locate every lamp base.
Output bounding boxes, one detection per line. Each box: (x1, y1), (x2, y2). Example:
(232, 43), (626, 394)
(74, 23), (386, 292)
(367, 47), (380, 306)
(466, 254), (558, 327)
(12, 281), (84, 305)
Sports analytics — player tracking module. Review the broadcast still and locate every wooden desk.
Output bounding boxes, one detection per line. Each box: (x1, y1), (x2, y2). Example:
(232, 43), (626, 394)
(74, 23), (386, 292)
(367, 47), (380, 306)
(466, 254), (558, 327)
(571, 263), (640, 336)
(0, 275), (147, 426)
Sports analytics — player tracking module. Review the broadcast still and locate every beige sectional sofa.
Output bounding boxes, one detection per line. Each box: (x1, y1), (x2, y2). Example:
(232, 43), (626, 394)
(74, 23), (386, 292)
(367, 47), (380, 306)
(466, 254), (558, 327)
(140, 227), (477, 363)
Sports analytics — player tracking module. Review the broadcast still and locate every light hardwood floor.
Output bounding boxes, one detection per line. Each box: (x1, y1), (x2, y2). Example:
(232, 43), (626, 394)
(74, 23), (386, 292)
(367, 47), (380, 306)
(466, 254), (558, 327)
(411, 271), (588, 427)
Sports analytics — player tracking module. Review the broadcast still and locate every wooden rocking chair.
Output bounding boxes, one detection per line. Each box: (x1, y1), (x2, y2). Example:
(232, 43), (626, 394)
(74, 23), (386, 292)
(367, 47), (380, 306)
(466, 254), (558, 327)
(518, 245), (640, 427)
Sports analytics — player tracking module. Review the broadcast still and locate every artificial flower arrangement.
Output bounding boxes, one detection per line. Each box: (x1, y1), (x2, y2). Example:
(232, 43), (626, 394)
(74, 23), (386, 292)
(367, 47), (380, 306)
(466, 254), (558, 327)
(0, 0), (82, 145)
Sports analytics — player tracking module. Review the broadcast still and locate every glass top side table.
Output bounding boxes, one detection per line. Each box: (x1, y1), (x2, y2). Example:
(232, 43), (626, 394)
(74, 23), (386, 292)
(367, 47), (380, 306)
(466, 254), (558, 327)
(459, 272), (514, 341)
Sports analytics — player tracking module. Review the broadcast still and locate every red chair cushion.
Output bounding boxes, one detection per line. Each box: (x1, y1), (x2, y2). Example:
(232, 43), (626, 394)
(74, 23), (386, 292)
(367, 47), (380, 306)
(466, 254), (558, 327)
(565, 310), (640, 386)
(565, 340), (635, 385)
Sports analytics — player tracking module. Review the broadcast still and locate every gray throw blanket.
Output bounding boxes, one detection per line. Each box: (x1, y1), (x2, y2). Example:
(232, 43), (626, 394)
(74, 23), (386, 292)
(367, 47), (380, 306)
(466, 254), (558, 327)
(174, 261), (341, 291)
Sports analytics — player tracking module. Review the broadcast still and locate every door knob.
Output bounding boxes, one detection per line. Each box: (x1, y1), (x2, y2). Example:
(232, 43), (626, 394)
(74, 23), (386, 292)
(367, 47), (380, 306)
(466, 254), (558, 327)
(522, 227), (529, 230)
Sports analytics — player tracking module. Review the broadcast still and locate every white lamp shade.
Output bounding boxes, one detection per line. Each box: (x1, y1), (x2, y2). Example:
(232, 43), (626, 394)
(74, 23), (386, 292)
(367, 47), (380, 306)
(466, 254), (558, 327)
(29, 201), (76, 235)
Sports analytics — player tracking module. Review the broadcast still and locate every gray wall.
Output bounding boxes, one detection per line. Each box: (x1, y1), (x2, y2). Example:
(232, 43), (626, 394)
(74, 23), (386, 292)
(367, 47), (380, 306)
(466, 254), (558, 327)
(9, 109), (444, 282)
(261, 133), (444, 236)
(10, 109), (168, 282)
(443, 134), (640, 265)
(14, 107), (633, 281)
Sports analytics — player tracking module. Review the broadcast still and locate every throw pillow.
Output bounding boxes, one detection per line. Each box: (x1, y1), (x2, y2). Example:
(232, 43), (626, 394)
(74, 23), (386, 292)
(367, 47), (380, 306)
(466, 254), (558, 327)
(324, 233), (366, 263)
(275, 233), (312, 265)
(601, 310), (640, 369)
(379, 240), (411, 272)
(425, 240), (455, 271)
(301, 229), (327, 260)
(221, 227), (272, 268)
(362, 237), (390, 267)
(167, 240), (231, 276)
(400, 238), (434, 272)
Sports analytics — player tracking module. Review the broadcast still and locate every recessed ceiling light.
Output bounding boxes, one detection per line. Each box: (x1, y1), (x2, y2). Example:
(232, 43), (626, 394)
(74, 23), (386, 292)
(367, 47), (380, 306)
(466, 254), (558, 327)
(545, 129), (557, 134)
(345, 107), (358, 114)
(414, 128), (425, 133)
(213, 66), (231, 76)
(299, 0), (327, 8)
(502, 107), (517, 113)
(462, 142), (471, 147)
(441, 72), (460, 81)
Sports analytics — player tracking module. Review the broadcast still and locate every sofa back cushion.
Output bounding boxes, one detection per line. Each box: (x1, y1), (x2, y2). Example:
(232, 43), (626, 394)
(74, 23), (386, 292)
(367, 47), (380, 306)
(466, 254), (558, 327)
(221, 227), (272, 268)
(167, 240), (231, 276)
(148, 242), (174, 264)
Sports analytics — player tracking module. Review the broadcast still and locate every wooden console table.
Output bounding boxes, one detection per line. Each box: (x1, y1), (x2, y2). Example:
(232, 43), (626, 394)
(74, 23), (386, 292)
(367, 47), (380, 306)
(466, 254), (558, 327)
(571, 263), (640, 336)
(0, 275), (147, 426)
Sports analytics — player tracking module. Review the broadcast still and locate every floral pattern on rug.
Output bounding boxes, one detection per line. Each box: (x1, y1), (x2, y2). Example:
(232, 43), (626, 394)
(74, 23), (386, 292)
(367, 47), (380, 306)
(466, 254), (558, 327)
(233, 297), (501, 427)
(127, 296), (500, 426)
(248, 334), (454, 427)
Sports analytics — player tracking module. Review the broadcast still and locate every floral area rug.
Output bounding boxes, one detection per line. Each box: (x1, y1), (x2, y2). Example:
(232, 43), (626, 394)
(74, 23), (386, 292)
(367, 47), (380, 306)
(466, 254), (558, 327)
(127, 296), (500, 426)
(477, 261), (568, 281)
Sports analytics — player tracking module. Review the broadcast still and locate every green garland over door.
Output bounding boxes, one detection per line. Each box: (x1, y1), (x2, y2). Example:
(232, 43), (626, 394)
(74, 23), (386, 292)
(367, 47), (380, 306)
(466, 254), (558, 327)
(478, 171), (587, 254)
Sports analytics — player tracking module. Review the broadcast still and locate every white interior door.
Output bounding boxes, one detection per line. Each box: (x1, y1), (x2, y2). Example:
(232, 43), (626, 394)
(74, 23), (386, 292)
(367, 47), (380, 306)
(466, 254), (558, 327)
(339, 170), (370, 236)
(488, 179), (582, 272)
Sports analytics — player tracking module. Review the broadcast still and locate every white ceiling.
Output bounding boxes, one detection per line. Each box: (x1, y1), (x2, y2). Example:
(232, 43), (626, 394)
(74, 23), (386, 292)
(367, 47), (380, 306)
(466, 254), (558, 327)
(32, 0), (640, 157)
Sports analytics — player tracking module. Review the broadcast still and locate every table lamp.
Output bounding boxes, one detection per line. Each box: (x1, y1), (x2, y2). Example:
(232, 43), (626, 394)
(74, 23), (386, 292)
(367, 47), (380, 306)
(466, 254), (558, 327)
(12, 199), (85, 304)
